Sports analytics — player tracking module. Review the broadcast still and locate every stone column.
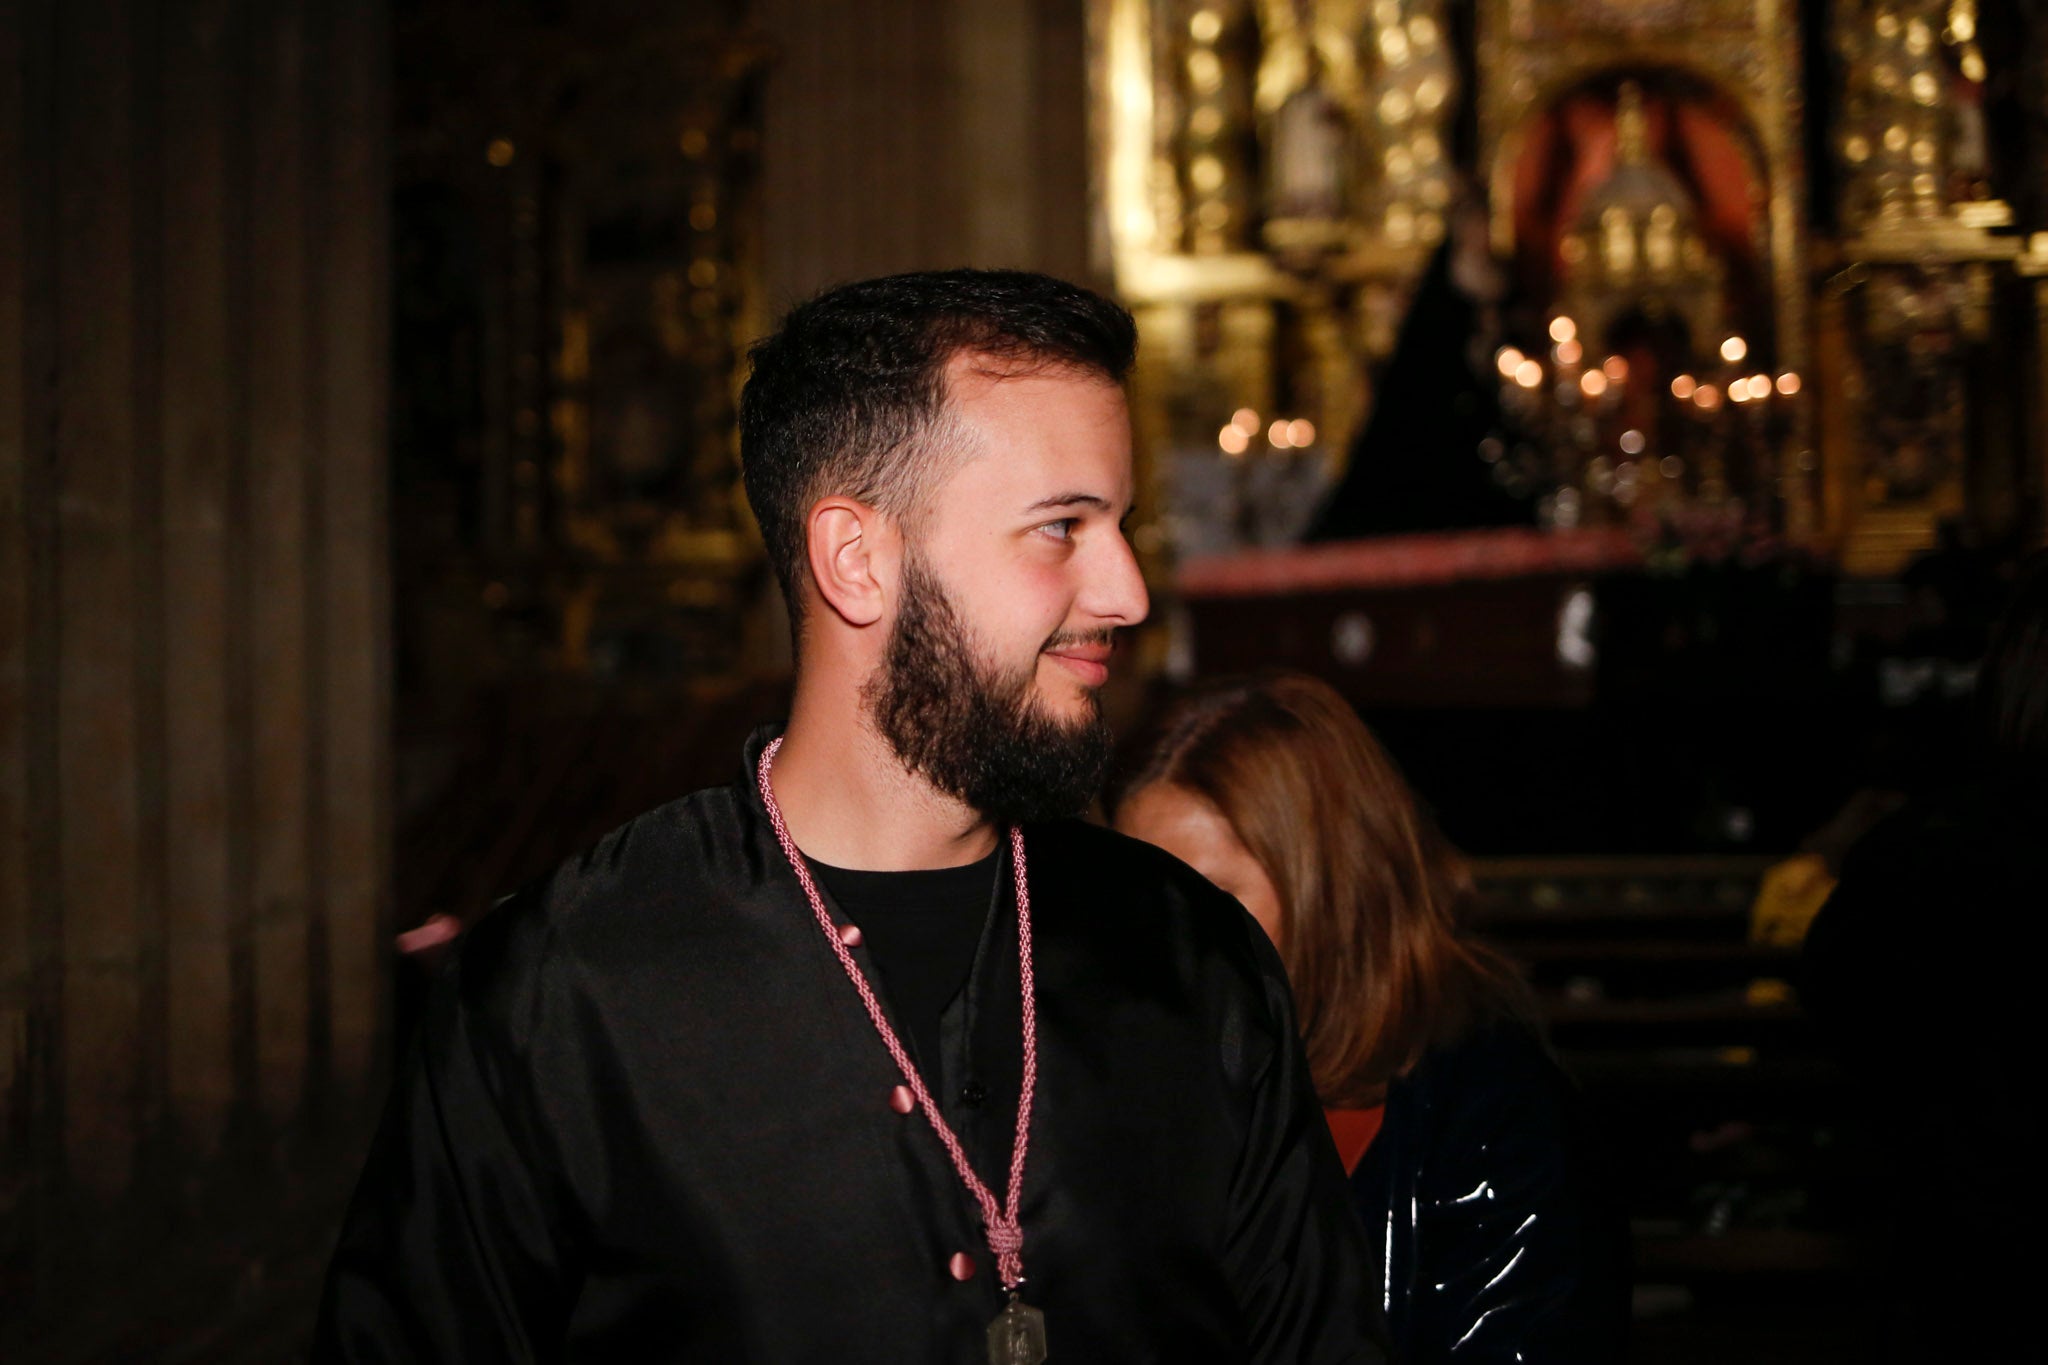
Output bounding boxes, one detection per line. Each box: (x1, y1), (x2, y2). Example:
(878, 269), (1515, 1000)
(0, 0), (390, 1301)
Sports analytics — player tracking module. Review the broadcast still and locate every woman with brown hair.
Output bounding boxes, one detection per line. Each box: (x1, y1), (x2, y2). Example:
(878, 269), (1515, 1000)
(1110, 672), (1626, 1364)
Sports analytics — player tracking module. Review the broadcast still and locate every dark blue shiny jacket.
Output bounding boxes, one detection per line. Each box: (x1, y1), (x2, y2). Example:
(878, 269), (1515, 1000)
(1348, 1020), (1629, 1363)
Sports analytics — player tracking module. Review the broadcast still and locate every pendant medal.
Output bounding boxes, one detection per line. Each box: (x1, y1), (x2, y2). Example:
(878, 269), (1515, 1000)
(988, 1294), (1047, 1365)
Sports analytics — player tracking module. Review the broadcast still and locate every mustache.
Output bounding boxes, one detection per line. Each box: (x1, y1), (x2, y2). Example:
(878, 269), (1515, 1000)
(1041, 626), (1117, 653)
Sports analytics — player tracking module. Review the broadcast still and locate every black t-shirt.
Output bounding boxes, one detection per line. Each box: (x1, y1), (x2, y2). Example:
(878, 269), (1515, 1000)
(809, 847), (1001, 1077)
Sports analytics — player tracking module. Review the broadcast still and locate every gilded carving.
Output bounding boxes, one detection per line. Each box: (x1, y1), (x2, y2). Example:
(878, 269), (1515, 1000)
(1091, 0), (2038, 572)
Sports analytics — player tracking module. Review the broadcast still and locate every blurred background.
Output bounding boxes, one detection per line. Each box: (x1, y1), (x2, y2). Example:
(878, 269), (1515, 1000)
(3, 0), (2045, 1358)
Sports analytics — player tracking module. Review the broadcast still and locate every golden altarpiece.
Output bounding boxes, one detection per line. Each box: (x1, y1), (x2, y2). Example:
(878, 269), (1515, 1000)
(1089, 0), (2045, 579)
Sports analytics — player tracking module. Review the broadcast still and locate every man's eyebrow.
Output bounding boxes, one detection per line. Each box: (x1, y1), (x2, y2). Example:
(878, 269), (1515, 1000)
(1023, 492), (1117, 513)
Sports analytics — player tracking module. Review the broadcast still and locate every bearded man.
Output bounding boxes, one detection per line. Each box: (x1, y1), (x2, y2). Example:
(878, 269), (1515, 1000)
(315, 271), (1386, 1363)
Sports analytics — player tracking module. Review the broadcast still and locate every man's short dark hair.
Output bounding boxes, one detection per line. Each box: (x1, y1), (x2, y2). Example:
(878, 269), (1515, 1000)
(739, 268), (1137, 627)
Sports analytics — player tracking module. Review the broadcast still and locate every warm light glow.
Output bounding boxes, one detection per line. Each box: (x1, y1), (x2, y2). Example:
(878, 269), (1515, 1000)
(1268, 419), (1293, 448)
(1749, 374), (1774, 401)
(1671, 374), (1697, 400)
(1514, 359), (1544, 389)
(1580, 370), (1609, 398)
(1554, 339), (1583, 366)
(1231, 407), (1261, 436)
(1720, 335), (1749, 364)
(1729, 380), (1752, 404)
(1776, 371), (1803, 396)
(1619, 429), (1646, 455)
(1694, 383), (1723, 410)
(1218, 424), (1249, 455)
(1104, 0), (1160, 261)
(1549, 316), (1577, 344)
(1188, 9), (1222, 42)
(1603, 355), (1630, 382)
(486, 137), (516, 167)
(1287, 418), (1316, 447)
(1496, 347), (1524, 377)
(1660, 455), (1685, 479)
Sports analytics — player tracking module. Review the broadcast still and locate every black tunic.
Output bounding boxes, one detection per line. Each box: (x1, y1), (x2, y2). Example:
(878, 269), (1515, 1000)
(314, 729), (1388, 1363)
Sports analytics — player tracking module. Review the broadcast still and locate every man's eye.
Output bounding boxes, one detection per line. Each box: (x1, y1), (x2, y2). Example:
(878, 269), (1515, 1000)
(1039, 518), (1080, 541)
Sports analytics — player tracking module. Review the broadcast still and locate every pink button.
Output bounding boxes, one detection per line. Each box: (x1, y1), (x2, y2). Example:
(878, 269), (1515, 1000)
(948, 1251), (976, 1281)
(890, 1085), (916, 1114)
(838, 923), (863, 946)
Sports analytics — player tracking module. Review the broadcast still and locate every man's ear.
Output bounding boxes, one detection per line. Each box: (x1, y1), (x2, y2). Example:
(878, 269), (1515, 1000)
(805, 497), (895, 629)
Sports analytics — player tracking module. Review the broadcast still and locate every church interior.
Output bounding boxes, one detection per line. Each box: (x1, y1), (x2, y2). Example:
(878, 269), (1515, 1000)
(4, 0), (2045, 1358)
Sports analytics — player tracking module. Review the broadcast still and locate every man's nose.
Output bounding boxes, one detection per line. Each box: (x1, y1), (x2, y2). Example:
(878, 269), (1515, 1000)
(1085, 530), (1150, 628)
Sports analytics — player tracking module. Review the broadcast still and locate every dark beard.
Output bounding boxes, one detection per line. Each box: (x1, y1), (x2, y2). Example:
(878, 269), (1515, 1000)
(867, 554), (1113, 824)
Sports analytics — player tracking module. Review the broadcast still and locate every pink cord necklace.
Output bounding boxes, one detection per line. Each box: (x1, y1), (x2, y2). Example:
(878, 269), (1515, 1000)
(756, 738), (1048, 1363)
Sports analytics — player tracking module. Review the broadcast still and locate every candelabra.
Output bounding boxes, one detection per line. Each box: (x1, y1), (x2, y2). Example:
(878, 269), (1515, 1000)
(1487, 316), (1809, 540)
(1163, 408), (1326, 556)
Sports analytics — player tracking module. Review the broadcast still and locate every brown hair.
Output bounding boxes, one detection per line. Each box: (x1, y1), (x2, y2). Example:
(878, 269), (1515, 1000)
(1108, 672), (1534, 1107)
